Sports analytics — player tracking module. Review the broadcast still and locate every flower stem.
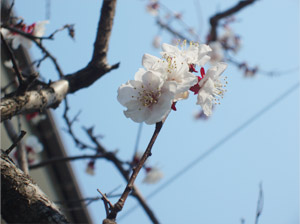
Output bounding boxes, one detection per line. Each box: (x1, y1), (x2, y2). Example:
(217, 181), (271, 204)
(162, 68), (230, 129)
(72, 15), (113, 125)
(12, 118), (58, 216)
(108, 121), (163, 220)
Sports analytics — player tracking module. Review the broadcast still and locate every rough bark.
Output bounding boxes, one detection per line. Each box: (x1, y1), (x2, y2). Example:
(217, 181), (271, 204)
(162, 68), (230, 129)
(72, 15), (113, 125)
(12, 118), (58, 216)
(0, 80), (69, 121)
(1, 152), (69, 223)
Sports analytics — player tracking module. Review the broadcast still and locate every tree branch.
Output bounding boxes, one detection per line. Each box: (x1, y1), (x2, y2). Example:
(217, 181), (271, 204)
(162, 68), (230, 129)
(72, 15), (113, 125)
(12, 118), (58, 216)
(208, 0), (257, 42)
(64, 0), (119, 93)
(1, 0), (119, 121)
(1, 80), (69, 121)
(29, 154), (107, 169)
(84, 127), (160, 224)
(1, 152), (69, 223)
(3, 119), (29, 174)
(107, 122), (163, 222)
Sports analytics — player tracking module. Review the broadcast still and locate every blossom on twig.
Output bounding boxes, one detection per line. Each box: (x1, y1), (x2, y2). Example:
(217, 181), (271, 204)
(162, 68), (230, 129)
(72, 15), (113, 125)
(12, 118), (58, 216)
(86, 160), (95, 175)
(1, 20), (49, 49)
(196, 63), (228, 116)
(161, 40), (212, 67)
(117, 41), (228, 124)
(143, 166), (163, 184)
(117, 68), (177, 124)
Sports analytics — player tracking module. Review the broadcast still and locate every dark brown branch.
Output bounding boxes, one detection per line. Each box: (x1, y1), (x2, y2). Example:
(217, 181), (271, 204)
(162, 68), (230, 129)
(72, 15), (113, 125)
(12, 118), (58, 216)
(4, 130), (26, 155)
(84, 127), (160, 224)
(3, 119), (29, 174)
(64, 0), (119, 93)
(107, 122), (163, 222)
(209, 0), (257, 42)
(1, 80), (69, 122)
(1, 0), (119, 121)
(1, 32), (25, 85)
(97, 189), (114, 217)
(62, 98), (97, 150)
(1, 152), (69, 223)
(29, 154), (107, 169)
(1, 25), (65, 78)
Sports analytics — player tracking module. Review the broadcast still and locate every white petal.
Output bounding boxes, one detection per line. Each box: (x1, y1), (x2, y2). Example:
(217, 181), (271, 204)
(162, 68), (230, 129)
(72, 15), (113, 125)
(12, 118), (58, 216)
(134, 68), (146, 81)
(161, 43), (178, 53)
(11, 36), (21, 49)
(124, 101), (150, 123)
(142, 53), (161, 70)
(117, 80), (140, 106)
(34, 20), (49, 37)
(142, 71), (164, 90)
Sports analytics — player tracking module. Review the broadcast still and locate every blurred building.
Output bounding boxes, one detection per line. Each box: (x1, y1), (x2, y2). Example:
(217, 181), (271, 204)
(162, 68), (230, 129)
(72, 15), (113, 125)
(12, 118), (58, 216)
(1, 1), (92, 223)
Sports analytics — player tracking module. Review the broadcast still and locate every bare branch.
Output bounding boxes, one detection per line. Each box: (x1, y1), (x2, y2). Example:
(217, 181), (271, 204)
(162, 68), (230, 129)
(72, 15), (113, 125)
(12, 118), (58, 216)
(209, 0), (257, 42)
(3, 119), (28, 174)
(107, 121), (163, 222)
(29, 154), (107, 169)
(97, 189), (114, 217)
(62, 98), (96, 150)
(4, 130), (26, 155)
(1, 80), (69, 122)
(64, 0), (119, 93)
(1, 32), (25, 86)
(83, 126), (160, 223)
(1, 0), (120, 121)
(1, 152), (69, 223)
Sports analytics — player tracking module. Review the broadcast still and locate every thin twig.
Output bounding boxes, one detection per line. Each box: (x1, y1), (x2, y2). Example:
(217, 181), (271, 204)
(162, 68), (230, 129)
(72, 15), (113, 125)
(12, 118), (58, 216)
(1, 32), (25, 86)
(107, 121), (163, 220)
(29, 154), (107, 169)
(4, 130), (26, 155)
(209, 0), (257, 42)
(3, 120), (29, 174)
(63, 98), (96, 150)
(97, 189), (114, 217)
(254, 182), (264, 224)
(84, 126), (159, 223)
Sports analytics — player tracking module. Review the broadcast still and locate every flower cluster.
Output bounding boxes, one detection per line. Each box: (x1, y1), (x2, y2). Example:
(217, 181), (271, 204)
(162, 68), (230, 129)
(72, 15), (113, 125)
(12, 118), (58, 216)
(117, 41), (228, 124)
(1, 20), (49, 49)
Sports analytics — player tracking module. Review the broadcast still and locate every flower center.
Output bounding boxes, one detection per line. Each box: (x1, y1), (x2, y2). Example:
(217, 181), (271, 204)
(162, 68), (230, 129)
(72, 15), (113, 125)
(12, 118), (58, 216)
(138, 89), (161, 107)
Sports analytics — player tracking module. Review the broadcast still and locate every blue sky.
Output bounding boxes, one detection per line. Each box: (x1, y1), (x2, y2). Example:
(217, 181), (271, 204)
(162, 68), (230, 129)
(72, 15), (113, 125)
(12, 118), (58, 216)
(12, 0), (299, 223)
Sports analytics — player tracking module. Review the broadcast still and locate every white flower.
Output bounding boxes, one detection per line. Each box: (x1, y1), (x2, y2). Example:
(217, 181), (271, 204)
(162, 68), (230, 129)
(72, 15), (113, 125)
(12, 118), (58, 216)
(3, 60), (13, 69)
(196, 62), (228, 116)
(33, 20), (49, 37)
(143, 167), (163, 184)
(142, 53), (197, 101)
(25, 135), (44, 164)
(161, 41), (212, 67)
(1, 21), (49, 50)
(25, 135), (44, 153)
(208, 41), (224, 65)
(117, 68), (176, 124)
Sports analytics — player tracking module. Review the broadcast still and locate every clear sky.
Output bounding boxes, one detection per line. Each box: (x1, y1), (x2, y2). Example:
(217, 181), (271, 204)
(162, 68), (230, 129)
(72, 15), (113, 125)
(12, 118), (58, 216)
(12, 0), (299, 223)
